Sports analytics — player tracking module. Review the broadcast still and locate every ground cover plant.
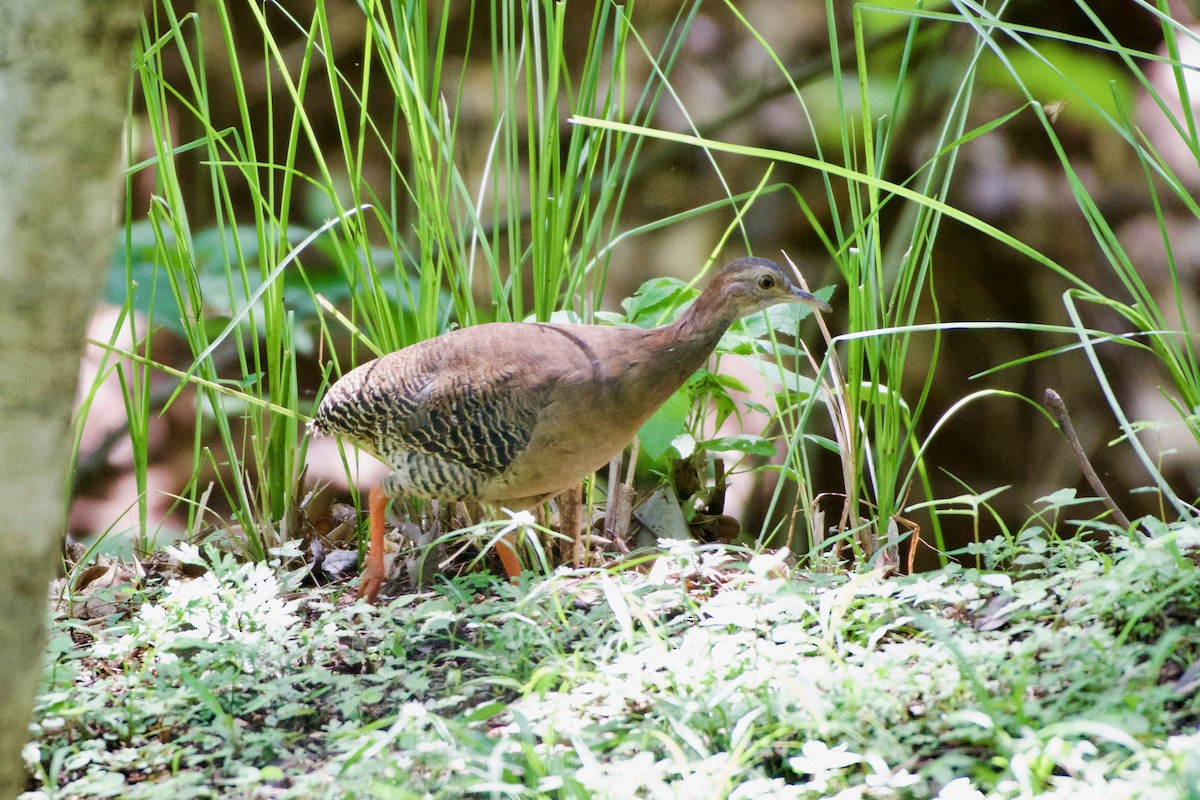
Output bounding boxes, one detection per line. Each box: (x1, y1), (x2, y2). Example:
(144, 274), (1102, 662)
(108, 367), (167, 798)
(33, 0), (1200, 797)
(27, 519), (1200, 798)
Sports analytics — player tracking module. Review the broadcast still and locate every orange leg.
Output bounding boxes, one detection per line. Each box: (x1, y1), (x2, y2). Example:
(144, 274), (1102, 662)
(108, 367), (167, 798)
(356, 482), (388, 603)
(496, 530), (522, 583)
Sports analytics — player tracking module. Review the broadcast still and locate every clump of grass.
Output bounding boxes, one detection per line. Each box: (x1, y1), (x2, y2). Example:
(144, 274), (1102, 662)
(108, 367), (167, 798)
(83, 0), (851, 583)
(68, 0), (827, 592)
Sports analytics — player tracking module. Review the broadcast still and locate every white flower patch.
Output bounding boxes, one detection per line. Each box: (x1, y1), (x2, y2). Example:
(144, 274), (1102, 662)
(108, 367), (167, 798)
(789, 740), (862, 774)
(891, 572), (983, 607)
(699, 587), (817, 634)
(91, 561), (301, 674)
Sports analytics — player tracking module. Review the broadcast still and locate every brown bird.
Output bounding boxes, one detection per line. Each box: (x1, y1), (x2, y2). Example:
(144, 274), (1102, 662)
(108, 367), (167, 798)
(310, 256), (830, 602)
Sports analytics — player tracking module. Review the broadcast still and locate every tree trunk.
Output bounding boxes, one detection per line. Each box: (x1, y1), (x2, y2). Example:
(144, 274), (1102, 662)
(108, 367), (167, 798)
(0, 1), (141, 795)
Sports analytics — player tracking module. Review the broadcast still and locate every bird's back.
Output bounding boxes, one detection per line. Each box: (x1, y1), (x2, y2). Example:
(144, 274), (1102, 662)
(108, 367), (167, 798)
(311, 319), (700, 505)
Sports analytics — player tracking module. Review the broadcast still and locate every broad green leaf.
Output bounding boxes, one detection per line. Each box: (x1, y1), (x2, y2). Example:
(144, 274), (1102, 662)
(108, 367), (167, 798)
(638, 390), (692, 460)
(704, 434), (777, 457)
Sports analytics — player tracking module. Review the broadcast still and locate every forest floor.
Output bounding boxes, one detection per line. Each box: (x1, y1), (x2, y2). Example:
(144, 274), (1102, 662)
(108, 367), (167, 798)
(21, 524), (1200, 799)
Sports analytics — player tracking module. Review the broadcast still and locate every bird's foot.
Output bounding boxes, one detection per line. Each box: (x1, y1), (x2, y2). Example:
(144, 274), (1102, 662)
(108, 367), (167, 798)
(355, 562), (384, 604)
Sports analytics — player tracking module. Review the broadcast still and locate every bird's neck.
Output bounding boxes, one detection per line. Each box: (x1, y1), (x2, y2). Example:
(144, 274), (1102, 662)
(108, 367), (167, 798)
(629, 286), (736, 390)
(668, 285), (737, 354)
(595, 286), (737, 419)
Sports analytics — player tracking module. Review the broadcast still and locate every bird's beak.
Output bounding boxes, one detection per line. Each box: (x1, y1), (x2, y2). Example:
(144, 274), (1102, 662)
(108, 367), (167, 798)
(791, 287), (832, 313)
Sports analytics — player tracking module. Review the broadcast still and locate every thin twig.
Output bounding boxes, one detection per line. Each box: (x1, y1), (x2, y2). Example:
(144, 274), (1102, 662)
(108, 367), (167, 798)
(1044, 388), (1133, 530)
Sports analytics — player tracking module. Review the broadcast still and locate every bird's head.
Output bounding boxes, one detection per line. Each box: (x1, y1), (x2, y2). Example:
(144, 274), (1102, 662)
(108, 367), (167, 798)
(707, 256), (832, 320)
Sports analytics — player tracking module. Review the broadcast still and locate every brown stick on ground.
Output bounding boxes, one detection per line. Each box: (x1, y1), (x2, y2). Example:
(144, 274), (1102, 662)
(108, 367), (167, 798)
(1044, 388), (1133, 530)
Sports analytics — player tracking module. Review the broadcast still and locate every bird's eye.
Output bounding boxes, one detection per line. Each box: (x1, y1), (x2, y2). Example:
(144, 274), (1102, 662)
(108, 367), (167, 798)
(757, 274), (776, 290)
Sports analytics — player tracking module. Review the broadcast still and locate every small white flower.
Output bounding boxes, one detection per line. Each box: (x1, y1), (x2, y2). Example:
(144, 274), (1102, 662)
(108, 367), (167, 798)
(269, 539), (304, 559)
(936, 777), (986, 800)
(575, 751), (667, 799)
(658, 538), (699, 567)
(498, 509), (537, 532)
(398, 702), (429, 725)
(1158, 525), (1200, 550)
(165, 541), (205, 566)
(1166, 731), (1200, 755)
(729, 777), (805, 799)
(671, 433), (696, 459)
(666, 752), (739, 800)
(92, 632), (138, 660)
(789, 740), (862, 774)
(865, 766), (921, 790)
(748, 549), (790, 578)
(168, 571), (220, 605)
(829, 786), (867, 800)
(979, 573), (1011, 589)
